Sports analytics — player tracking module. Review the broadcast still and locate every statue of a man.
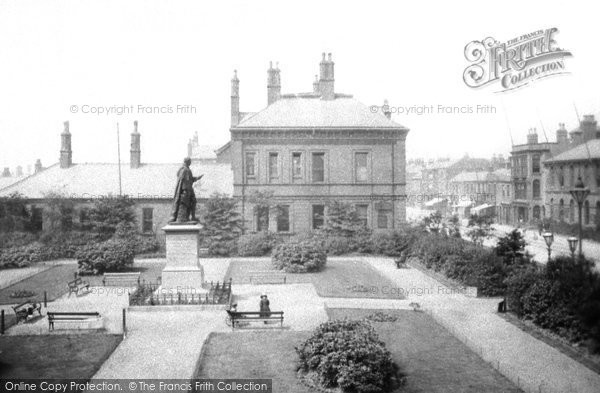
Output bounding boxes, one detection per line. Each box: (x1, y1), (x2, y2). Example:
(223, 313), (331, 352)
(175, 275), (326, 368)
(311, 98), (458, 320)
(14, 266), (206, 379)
(171, 157), (203, 223)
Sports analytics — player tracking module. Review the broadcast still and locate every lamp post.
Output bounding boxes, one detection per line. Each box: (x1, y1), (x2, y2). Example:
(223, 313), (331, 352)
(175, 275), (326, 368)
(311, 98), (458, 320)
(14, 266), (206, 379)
(569, 176), (590, 258)
(542, 232), (554, 262)
(567, 236), (578, 260)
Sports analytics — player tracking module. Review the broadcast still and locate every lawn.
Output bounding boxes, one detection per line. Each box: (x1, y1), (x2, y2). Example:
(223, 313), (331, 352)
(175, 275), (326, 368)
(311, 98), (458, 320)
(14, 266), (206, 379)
(0, 334), (122, 378)
(195, 309), (521, 393)
(0, 262), (165, 305)
(225, 258), (405, 299)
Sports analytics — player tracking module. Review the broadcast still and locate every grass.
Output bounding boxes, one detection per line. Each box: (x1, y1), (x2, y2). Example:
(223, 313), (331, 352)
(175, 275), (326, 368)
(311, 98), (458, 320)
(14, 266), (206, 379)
(195, 331), (312, 393)
(225, 258), (405, 299)
(0, 334), (122, 378)
(195, 309), (521, 393)
(0, 262), (165, 305)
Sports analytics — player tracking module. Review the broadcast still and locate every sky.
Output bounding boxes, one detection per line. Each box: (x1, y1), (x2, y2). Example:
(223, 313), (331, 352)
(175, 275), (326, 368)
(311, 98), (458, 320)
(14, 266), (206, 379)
(0, 0), (598, 172)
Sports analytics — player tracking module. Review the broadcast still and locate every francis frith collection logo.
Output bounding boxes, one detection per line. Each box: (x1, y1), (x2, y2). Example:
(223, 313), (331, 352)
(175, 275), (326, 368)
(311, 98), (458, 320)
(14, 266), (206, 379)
(463, 28), (572, 92)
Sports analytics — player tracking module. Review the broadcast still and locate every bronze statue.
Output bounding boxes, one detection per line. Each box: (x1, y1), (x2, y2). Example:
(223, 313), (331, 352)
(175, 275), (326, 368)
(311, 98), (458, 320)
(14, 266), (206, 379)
(171, 157), (203, 223)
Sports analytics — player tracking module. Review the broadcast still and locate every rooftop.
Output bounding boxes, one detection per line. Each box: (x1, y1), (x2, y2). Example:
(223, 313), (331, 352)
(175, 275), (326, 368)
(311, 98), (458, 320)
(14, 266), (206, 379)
(545, 139), (600, 163)
(0, 162), (233, 200)
(233, 96), (407, 130)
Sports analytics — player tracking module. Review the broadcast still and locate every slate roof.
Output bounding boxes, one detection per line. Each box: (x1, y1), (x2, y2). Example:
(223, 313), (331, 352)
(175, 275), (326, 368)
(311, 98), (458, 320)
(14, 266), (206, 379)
(233, 96), (407, 130)
(0, 176), (26, 191)
(0, 162), (233, 200)
(545, 139), (600, 163)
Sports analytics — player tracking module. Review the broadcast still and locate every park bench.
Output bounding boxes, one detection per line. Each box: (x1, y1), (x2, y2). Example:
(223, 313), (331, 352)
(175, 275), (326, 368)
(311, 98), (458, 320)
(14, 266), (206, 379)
(12, 301), (42, 324)
(249, 271), (286, 284)
(102, 272), (141, 287)
(67, 277), (90, 296)
(47, 311), (101, 331)
(225, 310), (284, 330)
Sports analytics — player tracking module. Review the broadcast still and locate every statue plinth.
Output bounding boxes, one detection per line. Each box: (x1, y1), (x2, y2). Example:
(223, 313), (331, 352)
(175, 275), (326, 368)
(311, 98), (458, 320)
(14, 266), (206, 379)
(161, 223), (207, 295)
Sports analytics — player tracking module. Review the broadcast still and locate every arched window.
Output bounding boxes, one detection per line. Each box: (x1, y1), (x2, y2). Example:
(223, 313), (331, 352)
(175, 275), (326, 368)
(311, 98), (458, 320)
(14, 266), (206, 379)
(569, 199), (575, 223)
(584, 200), (590, 225)
(532, 179), (541, 198)
(533, 205), (541, 220)
(569, 166), (575, 187)
(596, 201), (600, 226)
(550, 198), (554, 219)
(559, 199), (564, 222)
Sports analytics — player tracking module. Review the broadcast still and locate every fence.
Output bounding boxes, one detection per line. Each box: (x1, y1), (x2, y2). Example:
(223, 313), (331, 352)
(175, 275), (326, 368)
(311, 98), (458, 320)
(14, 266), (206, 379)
(128, 278), (232, 306)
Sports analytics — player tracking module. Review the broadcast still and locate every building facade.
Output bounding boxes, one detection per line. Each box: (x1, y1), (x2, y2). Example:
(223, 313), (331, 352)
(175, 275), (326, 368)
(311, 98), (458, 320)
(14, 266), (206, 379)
(544, 115), (600, 228)
(0, 121), (233, 242)
(229, 53), (409, 233)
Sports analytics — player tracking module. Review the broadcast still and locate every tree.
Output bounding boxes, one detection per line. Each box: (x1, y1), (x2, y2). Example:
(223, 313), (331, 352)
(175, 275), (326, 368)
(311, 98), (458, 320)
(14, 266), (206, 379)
(466, 214), (494, 245)
(0, 192), (31, 232)
(89, 196), (136, 234)
(422, 210), (443, 233)
(42, 191), (75, 232)
(200, 193), (243, 256)
(495, 229), (529, 267)
(321, 200), (366, 237)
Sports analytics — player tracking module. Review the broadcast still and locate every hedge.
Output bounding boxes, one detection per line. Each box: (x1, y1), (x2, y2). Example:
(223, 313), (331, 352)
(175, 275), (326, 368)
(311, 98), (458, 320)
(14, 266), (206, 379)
(237, 232), (279, 256)
(76, 239), (135, 274)
(272, 240), (327, 273)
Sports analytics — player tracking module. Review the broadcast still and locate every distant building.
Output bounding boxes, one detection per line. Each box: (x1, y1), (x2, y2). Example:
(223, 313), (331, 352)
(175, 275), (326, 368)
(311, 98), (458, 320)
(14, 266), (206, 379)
(0, 121), (233, 240)
(228, 53), (409, 233)
(448, 168), (511, 220)
(544, 115), (600, 228)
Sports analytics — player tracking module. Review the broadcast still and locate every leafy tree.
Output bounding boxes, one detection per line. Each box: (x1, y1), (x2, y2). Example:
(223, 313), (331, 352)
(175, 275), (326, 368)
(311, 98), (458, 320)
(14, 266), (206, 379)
(200, 193), (243, 256)
(422, 210), (443, 233)
(89, 196), (136, 234)
(42, 191), (75, 232)
(466, 214), (494, 245)
(321, 200), (366, 237)
(495, 229), (530, 268)
(0, 192), (31, 232)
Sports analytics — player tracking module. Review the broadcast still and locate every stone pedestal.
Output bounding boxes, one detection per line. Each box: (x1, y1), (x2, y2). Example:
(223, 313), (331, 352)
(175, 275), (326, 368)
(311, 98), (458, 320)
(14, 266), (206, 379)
(161, 223), (207, 295)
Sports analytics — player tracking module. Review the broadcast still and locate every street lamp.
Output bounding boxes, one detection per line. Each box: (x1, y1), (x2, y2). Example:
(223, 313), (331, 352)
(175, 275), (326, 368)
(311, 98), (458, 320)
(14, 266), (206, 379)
(567, 236), (578, 260)
(542, 232), (554, 262)
(569, 176), (590, 258)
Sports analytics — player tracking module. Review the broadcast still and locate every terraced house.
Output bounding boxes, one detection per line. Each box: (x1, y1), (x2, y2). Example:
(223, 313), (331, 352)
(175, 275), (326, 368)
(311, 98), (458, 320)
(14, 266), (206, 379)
(226, 53), (409, 233)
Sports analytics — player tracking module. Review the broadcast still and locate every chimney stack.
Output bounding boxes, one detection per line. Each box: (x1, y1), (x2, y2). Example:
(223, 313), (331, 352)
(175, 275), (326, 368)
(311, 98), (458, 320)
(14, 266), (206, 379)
(319, 52), (335, 100)
(2, 168), (10, 177)
(130, 120), (141, 169)
(312, 74), (319, 94)
(267, 61), (281, 105)
(60, 121), (72, 168)
(15, 166), (23, 177)
(34, 159), (43, 174)
(527, 128), (538, 145)
(556, 123), (569, 145)
(383, 99), (391, 119)
(580, 114), (598, 142)
(231, 70), (240, 127)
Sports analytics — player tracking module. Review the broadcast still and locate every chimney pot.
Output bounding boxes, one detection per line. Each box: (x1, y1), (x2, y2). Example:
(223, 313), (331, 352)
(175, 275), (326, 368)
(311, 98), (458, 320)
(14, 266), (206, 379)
(60, 121), (73, 168)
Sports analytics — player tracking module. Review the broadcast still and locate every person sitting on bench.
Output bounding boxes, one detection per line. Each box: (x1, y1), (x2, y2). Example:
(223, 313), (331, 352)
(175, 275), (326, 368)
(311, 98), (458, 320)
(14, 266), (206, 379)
(260, 293), (271, 324)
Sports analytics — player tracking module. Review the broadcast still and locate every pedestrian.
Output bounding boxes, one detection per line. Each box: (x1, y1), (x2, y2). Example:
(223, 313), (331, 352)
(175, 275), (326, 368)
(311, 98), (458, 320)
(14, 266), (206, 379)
(259, 293), (271, 323)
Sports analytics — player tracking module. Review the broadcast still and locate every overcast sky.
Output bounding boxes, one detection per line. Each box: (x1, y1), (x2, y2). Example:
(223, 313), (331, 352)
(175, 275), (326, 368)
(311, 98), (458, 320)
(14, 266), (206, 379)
(0, 0), (598, 172)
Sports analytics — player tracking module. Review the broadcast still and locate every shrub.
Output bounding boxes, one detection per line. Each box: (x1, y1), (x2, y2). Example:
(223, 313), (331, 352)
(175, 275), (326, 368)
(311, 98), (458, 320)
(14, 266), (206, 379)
(0, 232), (39, 249)
(323, 236), (351, 255)
(200, 194), (243, 256)
(0, 244), (44, 269)
(369, 228), (418, 256)
(237, 232), (278, 256)
(88, 196), (137, 234)
(76, 239), (135, 274)
(112, 222), (160, 254)
(272, 240), (326, 273)
(296, 319), (399, 393)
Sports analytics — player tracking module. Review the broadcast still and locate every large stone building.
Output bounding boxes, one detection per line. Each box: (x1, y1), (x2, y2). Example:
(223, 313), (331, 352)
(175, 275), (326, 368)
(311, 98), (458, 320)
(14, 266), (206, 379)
(544, 115), (600, 227)
(0, 121), (233, 241)
(226, 53), (409, 233)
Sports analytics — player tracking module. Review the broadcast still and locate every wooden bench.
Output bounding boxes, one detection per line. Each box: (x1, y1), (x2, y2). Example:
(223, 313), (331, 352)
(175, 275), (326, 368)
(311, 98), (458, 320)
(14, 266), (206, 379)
(67, 277), (90, 296)
(249, 271), (286, 284)
(47, 311), (101, 331)
(12, 301), (42, 324)
(226, 310), (284, 330)
(102, 272), (141, 287)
